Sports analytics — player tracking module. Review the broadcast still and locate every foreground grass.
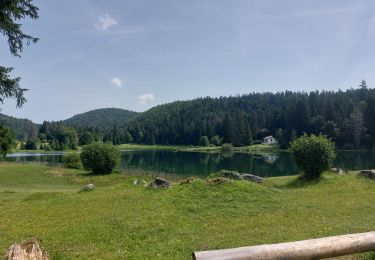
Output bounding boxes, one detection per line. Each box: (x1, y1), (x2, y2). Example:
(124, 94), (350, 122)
(0, 163), (374, 259)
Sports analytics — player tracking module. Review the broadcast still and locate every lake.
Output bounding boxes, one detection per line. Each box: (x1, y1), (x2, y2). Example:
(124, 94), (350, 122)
(5, 150), (375, 178)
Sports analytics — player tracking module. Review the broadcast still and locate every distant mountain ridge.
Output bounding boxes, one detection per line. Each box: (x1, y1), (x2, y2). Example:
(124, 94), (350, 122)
(0, 108), (138, 141)
(63, 108), (138, 132)
(0, 113), (39, 141)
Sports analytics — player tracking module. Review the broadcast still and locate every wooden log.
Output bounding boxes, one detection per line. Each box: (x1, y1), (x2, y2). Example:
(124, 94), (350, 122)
(193, 231), (375, 260)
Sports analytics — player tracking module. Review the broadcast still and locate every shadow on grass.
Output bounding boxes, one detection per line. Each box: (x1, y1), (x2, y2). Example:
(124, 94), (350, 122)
(274, 175), (322, 189)
(72, 171), (115, 177)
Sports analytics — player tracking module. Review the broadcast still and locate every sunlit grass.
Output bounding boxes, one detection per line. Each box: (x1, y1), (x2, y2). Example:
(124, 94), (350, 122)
(0, 162), (374, 259)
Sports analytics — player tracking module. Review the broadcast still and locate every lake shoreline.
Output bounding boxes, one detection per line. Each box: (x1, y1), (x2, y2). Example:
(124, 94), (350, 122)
(6, 148), (375, 178)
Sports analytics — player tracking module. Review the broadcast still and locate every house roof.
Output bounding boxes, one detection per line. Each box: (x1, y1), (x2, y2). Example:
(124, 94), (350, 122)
(263, 136), (274, 140)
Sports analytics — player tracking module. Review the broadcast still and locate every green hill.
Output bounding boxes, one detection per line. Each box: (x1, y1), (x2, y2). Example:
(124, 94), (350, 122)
(64, 108), (138, 132)
(0, 113), (38, 141)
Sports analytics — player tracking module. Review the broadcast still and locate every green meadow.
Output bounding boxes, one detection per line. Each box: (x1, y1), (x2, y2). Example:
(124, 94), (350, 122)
(0, 162), (374, 259)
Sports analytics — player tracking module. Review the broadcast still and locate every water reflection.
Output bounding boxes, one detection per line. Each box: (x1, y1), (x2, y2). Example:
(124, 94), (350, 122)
(4, 150), (375, 178)
(5, 152), (64, 167)
(119, 150), (299, 177)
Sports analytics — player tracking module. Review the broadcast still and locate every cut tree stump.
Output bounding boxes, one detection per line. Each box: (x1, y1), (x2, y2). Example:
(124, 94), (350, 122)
(5, 238), (49, 260)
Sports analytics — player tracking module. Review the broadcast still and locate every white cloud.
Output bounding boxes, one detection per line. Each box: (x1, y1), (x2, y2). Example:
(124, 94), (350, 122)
(110, 77), (122, 88)
(138, 93), (155, 105)
(95, 14), (118, 31)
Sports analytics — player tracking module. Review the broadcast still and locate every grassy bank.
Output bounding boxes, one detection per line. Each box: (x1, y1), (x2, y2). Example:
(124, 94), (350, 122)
(0, 162), (374, 259)
(117, 143), (188, 151)
(116, 143), (282, 153)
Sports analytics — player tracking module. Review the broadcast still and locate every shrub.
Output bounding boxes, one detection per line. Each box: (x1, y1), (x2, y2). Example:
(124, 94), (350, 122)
(290, 134), (336, 180)
(25, 138), (40, 150)
(221, 143), (234, 153)
(80, 142), (120, 175)
(79, 131), (94, 146)
(199, 136), (209, 146)
(63, 153), (81, 169)
(210, 135), (222, 146)
(0, 125), (15, 158)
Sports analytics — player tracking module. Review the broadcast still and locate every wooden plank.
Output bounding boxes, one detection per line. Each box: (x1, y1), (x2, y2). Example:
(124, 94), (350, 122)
(193, 231), (375, 260)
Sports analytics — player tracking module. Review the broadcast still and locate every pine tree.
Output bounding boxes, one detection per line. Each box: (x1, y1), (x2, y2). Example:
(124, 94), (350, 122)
(0, 0), (39, 107)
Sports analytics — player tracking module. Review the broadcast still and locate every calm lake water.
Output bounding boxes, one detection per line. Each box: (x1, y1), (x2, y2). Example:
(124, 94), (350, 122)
(5, 150), (375, 177)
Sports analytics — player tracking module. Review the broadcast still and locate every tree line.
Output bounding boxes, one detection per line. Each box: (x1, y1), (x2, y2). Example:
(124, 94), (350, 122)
(4, 81), (375, 151)
(100, 81), (374, 149)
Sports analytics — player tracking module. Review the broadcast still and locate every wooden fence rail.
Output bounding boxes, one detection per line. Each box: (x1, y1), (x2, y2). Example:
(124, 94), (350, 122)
(193, 231), (375, 260)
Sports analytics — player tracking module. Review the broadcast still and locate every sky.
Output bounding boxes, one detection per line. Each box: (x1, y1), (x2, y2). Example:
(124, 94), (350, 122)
(1, 0), (375, 123)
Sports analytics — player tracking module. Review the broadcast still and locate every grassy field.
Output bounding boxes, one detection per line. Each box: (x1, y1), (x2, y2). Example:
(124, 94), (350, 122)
(0, 162), (374, 259)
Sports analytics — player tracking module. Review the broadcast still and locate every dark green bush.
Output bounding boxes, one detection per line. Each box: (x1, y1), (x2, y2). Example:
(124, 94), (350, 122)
(290, 134), (335, 180)
(199, 136), (209, 146)
(0, 125), (15, 158)
(63, 153), (81, 169)
(79, 131), (95, 146)
(80, 142), (120, 175)
(221, 143), (234, 153)
(210, 135), (222, 146)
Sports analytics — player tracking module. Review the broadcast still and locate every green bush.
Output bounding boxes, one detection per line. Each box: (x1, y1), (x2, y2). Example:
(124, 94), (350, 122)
(290, 134), (336, 180)
(210, 135), (222, 146)
(0, 125), (15, 158)
(199, 136), (209, 146)
(80, 142), (120, 175)
(63, 153), (81, 169)
(221, 143), (234, 153)
(79, 131), (95, 146)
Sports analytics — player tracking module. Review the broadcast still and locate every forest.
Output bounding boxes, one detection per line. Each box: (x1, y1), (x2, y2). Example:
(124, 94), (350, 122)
(106, 81), (374, 149)
(1, 81), (374, 150)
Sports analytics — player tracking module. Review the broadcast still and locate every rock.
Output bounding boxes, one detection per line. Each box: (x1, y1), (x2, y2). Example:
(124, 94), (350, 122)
(359, 170), (375, 179)
(148, 177), (170, 188)
(80, 183), (95, 192)
(241, 173), (264, 183)
(330, 168), (343, 175)
(180, 177), (195, 185)
(133, 179), (146, 186)
(217, 170), (243, 180)
(5, 238), (49, 260)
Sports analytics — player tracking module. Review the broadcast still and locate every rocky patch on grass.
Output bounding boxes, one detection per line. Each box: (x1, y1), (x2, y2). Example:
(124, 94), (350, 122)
(330, 168), (344, 175)
(133, 179), (146, 186)
(241, 173), (264, 183)
(212, 170), (264, 183)
(359, 170), (375, 179)
(180, 177), (196, 185)
(5, 238), (49, 260)
(148, 177), (170, 188)
(207, 177), (233, 185)
(80, 183), (95, 192)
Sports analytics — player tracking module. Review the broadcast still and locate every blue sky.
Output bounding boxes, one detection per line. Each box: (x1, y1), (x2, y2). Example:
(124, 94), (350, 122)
(1, 0), (375, 123)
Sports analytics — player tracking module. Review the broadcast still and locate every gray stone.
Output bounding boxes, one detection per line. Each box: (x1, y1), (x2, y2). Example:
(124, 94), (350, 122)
(218, 170), (243, 180)
(241, 173), (264, 183)
(359, 170), (375, 179)
(148, 177), (170, 188)
(80, 183), (95, 192)
(330, 168), (343, 175)
(133, 179), (146, 186)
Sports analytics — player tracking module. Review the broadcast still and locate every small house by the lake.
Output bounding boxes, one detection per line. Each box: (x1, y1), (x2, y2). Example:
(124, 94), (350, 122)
(262, 136), (278, 145)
